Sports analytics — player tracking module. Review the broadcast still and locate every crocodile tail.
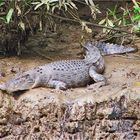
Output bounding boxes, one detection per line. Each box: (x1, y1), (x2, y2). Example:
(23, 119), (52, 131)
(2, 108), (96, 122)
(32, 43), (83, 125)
(94, 41), (137, 55)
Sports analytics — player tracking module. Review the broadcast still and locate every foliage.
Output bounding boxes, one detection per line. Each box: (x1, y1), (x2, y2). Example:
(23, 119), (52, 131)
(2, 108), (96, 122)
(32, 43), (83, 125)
(0, 0), (139, 55)
(0, 0), (139, 33)
(0, 0), (13, 24)
(32, 0), (77, 12)
(132, 2), (140, 31)
(0, 0), (100, 32)
(98, 0), (140, 32)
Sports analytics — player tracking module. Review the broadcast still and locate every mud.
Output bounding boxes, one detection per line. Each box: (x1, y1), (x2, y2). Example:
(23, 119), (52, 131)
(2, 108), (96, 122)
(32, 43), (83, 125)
(0, 24), (140, 140)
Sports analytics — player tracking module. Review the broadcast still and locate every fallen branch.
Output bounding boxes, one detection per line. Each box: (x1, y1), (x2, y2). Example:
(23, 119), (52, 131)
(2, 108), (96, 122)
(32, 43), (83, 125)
(47, 12), (136, 35)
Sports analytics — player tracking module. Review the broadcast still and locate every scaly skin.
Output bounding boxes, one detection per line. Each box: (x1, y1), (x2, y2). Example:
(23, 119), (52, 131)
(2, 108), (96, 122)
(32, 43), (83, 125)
(0, 41), (137, 93)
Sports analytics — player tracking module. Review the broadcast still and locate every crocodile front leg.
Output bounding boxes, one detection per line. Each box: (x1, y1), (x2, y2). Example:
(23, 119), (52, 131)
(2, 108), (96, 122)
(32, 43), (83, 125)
(88, 66), (107, 89)
(48, 80), (67, 90)
(31, 77), (42, 89)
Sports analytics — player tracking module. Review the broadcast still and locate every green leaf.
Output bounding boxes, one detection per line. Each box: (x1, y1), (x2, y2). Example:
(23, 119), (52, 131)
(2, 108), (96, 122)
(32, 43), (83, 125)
(88, 0), (95, 6)
(132, 14), (140, 21)
(133, 5), (140, 13)
(64, 3), (68, 11)
(31, 2), (40, 5)
(133, 5), (140, 11)
(41, 0), (49, 4)
(34, 2), (44, 10)
(6, 8), (14, 24)
(118, 20), (122, 26)
(107, 8), (113, 16)
(85, 0), (89, 5)
(133, 25), (140, 31)
(46, 3), (50, 11)
(108, 19), (114, 27)
(98, 19), (106, 25)
(85, 25), (92, 33)
(70, 2), (77, 9)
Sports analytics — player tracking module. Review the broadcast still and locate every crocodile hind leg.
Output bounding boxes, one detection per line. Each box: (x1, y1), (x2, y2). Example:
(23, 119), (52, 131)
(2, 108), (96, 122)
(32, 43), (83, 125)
(48, 80), (67, 90)
(88, 66), (107, 89)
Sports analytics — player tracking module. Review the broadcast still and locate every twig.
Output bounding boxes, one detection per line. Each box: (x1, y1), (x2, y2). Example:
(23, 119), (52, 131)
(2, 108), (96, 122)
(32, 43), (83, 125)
(101, 33), (132, 42)
(25, 16), (34, 35)
(47, 12), (136, 35)
(32, 49), (52, 61)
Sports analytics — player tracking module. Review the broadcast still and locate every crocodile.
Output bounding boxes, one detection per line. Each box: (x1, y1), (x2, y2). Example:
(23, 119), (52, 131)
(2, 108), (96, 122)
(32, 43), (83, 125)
(0, 41), (137, 93)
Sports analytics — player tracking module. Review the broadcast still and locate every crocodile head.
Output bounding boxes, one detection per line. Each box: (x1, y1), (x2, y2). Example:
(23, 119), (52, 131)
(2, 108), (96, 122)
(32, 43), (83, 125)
(0, 73), (34, 93)
(82, 41), (102, 63)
